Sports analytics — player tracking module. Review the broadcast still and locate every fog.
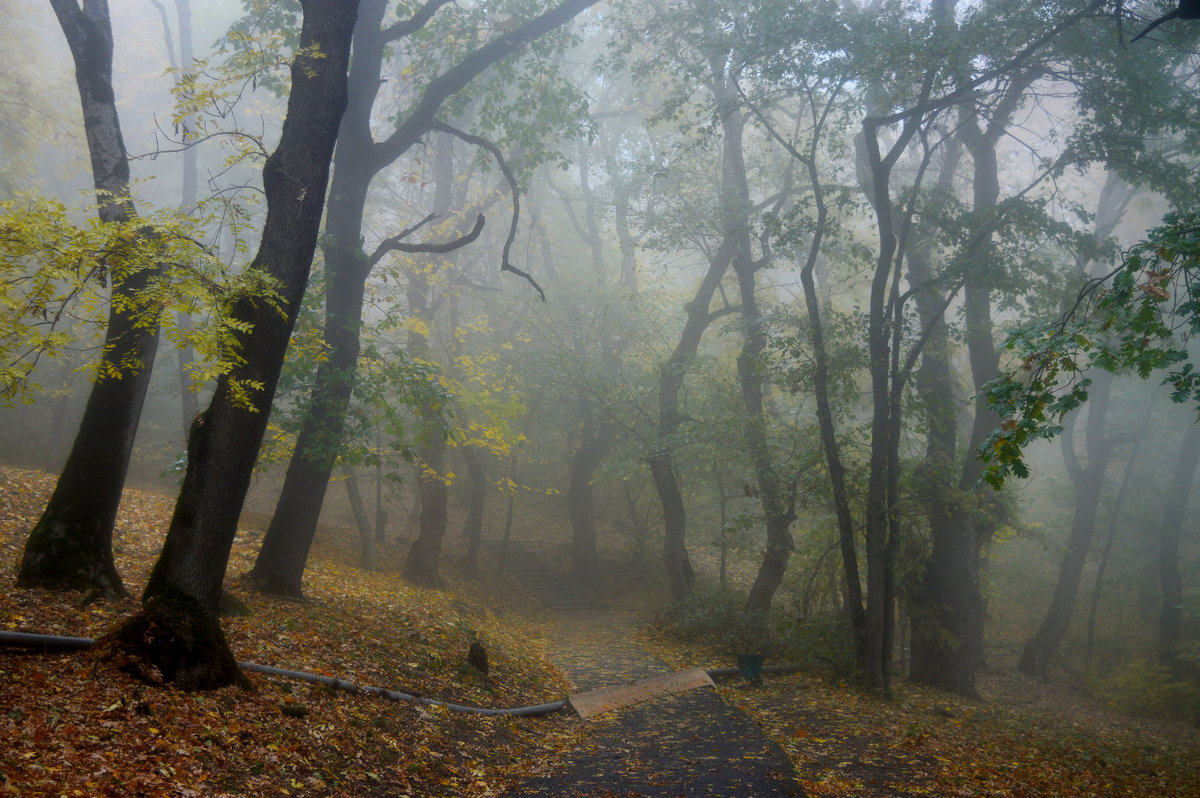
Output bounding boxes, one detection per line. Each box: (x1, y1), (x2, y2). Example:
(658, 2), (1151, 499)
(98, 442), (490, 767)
(2, 0), (1199, 722)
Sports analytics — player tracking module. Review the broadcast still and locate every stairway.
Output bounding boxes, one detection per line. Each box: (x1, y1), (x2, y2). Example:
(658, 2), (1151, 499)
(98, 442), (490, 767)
(489, 540), (607, 612)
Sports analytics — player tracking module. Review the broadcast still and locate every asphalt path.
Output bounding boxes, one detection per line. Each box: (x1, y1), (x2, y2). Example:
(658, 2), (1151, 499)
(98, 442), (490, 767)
(504, 610), (804, 797)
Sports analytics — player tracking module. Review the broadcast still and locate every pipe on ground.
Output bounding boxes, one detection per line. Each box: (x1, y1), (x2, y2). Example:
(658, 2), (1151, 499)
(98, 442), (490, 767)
(0, 630), (566, 717)
(0, 630), (802, 716)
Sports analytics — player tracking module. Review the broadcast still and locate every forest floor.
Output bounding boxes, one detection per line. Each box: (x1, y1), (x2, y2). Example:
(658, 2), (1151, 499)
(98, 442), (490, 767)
(1, 465), (1198, 796)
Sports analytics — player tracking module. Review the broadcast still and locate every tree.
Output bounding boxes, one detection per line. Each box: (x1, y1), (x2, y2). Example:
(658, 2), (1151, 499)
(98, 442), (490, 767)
(983, 214), (1200, 677)
(111, 0), (361, 690)
(249, 0), (600, 597)
(149, 0), (203, 443)
(610, 0), (774, 606)
(1158, 420), (1200, 673)
(738, 0), (1128, 693)
(18, 0), (165, 598)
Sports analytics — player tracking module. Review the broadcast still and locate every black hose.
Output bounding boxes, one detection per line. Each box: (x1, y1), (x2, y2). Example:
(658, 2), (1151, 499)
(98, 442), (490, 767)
(704, 664), (805, 679)
(0, 630), (566, 717)
(0, 630), (96, 652)
(0, 631), (801, 717)
(240, 661), (567, 716)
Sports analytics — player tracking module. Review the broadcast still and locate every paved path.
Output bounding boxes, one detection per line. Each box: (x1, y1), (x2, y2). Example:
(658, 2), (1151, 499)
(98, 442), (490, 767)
(504, 607), (804, 797)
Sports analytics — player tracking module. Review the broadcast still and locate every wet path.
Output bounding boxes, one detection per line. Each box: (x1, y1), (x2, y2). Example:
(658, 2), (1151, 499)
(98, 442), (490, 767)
(504, 608), (804, 797)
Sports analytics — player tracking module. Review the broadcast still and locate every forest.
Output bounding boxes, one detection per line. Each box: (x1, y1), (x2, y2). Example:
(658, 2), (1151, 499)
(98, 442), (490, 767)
(1, 0), (1199, 795)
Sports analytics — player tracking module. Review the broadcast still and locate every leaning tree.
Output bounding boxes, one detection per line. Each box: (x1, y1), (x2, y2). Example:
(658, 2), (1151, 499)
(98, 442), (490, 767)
(248, 0), (600, 597)
(111, 0), (361, 690)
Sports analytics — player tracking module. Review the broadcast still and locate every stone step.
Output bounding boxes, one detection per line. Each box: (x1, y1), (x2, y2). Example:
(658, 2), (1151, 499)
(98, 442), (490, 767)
(483, 539), (608, 612)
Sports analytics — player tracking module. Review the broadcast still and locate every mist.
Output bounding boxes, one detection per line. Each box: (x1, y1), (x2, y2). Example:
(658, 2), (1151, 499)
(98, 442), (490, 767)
(2, 0), (1199, 794)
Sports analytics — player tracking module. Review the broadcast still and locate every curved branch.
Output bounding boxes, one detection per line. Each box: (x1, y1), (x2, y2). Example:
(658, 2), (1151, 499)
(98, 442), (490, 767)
(381, 0), (454, 44)
(368, 212), (485, 266)
(430, 121), (545, 300)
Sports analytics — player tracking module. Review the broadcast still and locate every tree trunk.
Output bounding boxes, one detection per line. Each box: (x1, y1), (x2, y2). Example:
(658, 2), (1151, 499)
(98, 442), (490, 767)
(860, 117), (907, 692)
(797, 147), (865, 660)
(646, 59), (742, 604)
(648, 452), (695, 600)
(703, 60), (795, 616)
(461, 445), (486, 571)
(19, 0), (161, 599)
(375, 434), (388, 543)
(568, 415), (613, 589)
(1159, 421), (1200, 672)
(342, 465), (377, 571)
(405, 432), (449, 587)
(402, 128), (454, 589)
(254, 0), (601, 595)
(112, 0), (359, 691)
(1016, 171), (1137, 680)
(248, 0), (385, 598)
(153, 0), (201, 444)
(1019, 373), (1118, 679)
(906, 231), (984, 695)
(908, 118), (987, 697)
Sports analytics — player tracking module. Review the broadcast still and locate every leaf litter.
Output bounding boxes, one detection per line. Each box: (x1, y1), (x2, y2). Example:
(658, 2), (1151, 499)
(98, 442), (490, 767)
(0, 466), (581, 796)
(4, 464), (1200, 796)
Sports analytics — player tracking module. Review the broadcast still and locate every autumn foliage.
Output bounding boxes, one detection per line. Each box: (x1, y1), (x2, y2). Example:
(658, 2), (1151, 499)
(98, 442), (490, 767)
(3, 466), (1200, 796)
(0, 467), (579, 796)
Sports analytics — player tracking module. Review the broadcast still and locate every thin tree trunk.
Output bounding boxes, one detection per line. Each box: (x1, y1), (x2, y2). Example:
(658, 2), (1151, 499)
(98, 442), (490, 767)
(798, 160), (864, 659)
(1159, 421), (1200, 672)
(700, 59), (795, 616)
(567, 416), (613, 589)
(402, 129), (455, 589)
(1016, 172), (1136, 680)
(152, 0), (201, 443)
(646, 62), (740, 604)
(375, 426), (387, 543)
(461, 445), (486, 571)
(1087, 411), (1148, 658)
(405, 433), (449, 587)
(1019, 373), (1118, 679)
(342, 465), (377, 571)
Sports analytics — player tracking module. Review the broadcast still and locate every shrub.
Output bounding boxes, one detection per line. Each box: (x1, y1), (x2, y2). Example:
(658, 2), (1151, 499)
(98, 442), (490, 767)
(658, 586), (773, 656)
(1093, 660), (1200, 722)
(775, 614), (857, 679)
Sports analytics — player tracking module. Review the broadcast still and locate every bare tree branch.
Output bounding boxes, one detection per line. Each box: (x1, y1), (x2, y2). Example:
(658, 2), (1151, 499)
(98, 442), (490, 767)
(368, 212), (485, 266)
(430, 121), (545, 301)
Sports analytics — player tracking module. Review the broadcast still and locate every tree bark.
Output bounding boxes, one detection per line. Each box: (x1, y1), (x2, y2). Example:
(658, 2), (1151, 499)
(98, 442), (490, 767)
(402, 128), (455, 589)
(645, 76), (742, 605)
(19, 0), (160, 599)
(253, 0), (601, 596)
(112, 0), (360, 691)
(792, 98), (865, 659)
(152, 0), (201, 443)
(405, 431), (449, 588)
(1019, 372), (1118, 679)
(568, 413), (613, 589)
(1159, 421), (1200, 672)
(906, 233), (984, 695)
(461, 445), (486, 571)
(249, 0), (386, 598)
(909, 102), (1005, 697)
(342, 465), (377, 571)
(698, 57), (796, 616)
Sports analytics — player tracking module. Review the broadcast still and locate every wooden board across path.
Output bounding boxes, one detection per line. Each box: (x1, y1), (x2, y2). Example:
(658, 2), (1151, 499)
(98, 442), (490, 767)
(567, 667), (715, 719)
